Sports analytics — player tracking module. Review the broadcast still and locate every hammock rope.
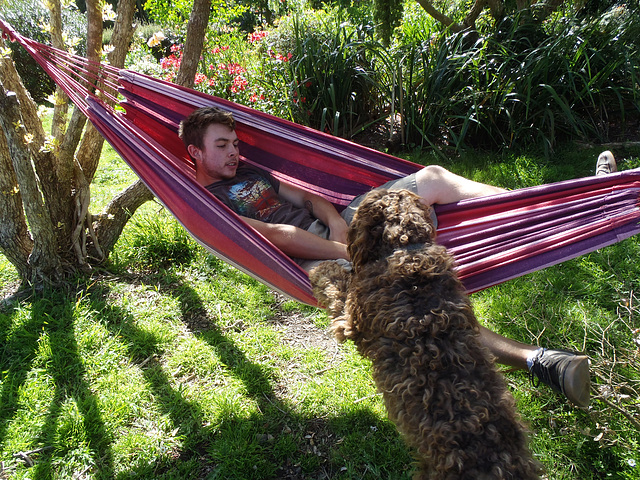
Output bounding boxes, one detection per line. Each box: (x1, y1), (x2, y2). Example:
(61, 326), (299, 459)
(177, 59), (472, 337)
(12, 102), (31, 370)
(2, 18), (640, 305)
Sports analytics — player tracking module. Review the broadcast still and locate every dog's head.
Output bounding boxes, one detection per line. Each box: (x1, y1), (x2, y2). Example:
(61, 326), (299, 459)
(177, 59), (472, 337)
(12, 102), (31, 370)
(347, 189), (436, 269)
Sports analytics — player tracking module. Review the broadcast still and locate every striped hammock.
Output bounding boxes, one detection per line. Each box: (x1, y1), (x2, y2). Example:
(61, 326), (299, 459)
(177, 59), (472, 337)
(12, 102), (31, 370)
(2, 19), (640, 305)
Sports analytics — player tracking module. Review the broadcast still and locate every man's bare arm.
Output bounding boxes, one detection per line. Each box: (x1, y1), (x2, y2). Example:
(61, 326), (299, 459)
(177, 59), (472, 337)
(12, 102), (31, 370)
(277, 182), (349, 244)
(243, 217), (349, 260)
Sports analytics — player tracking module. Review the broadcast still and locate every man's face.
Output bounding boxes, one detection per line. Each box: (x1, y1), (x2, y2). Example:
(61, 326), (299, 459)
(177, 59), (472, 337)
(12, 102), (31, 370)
(190, 123), (240, 184)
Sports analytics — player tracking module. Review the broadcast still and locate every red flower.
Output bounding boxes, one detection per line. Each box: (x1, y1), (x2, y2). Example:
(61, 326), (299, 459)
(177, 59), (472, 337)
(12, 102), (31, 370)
(248, 31), (269, 43)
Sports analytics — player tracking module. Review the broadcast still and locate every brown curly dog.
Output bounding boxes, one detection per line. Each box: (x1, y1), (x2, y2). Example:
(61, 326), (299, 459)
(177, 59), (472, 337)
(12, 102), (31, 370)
(310, 189), (541, 480)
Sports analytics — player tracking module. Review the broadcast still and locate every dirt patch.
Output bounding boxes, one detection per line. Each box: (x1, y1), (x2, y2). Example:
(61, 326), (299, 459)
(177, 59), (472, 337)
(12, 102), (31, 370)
(271, 311), (340, 356)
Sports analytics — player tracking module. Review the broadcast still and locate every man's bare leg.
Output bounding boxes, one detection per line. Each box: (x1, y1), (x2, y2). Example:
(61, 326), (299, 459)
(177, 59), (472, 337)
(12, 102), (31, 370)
(478, 325), (590, 407)
(415, 165), (507, 205)
(478, 325), (535, 369)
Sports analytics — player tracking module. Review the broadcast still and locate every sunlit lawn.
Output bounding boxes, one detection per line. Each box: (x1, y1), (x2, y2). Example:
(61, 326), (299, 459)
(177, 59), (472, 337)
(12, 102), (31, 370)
(1, 141), (640, 479)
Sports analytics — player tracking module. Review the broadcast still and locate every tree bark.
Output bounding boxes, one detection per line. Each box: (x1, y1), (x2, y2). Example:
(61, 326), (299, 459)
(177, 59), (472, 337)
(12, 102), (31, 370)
(106, 0), (136, 70)
(413, 0), (565, 31)
(92, 180), (156, 256)
(413, 0), (492, 31)
(175, 0), (212, 88)
(0, 89), (63, 283)
(0, 104), (32, 280)
(414, 0), (460, 31)
(48, 0), (69, 141)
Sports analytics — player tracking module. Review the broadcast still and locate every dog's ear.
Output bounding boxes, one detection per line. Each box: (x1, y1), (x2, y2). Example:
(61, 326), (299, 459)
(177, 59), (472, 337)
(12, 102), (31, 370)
(347, 190), (389, 267)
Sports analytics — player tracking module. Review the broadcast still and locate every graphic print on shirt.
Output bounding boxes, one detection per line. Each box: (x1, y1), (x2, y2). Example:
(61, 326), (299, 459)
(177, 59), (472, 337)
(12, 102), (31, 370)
(227, 176), (283, 220)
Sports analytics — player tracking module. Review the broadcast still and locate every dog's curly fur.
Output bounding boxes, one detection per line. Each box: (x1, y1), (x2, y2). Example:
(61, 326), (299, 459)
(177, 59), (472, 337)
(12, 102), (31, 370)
(310, 189), (541, 480)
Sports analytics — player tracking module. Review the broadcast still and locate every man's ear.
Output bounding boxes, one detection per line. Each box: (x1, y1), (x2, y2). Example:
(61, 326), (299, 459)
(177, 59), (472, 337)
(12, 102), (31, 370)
(187, 144), (202, 163)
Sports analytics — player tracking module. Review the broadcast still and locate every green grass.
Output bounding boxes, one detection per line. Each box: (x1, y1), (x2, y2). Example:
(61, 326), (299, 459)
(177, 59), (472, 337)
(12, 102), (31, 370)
(1, 140), (640, 479)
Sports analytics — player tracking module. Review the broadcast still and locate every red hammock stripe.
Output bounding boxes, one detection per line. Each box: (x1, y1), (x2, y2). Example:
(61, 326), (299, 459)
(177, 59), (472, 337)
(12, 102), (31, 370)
(3, 19), (640, 304)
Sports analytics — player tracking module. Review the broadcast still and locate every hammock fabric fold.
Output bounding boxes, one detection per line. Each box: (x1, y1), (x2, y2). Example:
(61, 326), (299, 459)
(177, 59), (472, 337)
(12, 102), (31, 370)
(3, 19), (640, 305)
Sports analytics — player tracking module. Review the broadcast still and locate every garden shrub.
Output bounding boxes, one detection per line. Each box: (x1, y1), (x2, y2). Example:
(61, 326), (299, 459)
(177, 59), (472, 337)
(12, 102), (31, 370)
(2, 0), (87, 103)
(399, 5), (640, 153)
(263, 10), (381, 137)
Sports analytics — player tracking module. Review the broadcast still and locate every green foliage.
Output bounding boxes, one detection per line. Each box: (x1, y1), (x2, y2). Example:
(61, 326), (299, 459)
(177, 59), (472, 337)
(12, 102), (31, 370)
(1, 0), (86, 103)
(143, 0), (246, 36)
(397, 6), (640, 154)
(373, 0), (403, 44)
(264, 10), (381, 136)
(113, 210), (199, 271)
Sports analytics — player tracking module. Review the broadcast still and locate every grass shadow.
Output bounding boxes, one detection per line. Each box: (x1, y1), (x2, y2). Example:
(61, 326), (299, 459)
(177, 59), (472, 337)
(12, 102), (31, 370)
(86, 275), (331, 478)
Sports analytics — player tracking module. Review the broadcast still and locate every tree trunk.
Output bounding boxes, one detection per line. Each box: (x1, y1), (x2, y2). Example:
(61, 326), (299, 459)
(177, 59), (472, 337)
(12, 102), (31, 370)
(0, 89), (63, 284)
(175, 0), (212, 88)
(0, 104), (32, 280)
(92, 180), (156, 256)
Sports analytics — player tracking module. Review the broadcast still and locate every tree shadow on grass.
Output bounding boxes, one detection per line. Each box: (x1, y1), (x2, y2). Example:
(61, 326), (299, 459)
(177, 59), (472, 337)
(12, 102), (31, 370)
(87, 275), (338, 479)
(0, 292), (114, 478)
(1, 276), (413, 479)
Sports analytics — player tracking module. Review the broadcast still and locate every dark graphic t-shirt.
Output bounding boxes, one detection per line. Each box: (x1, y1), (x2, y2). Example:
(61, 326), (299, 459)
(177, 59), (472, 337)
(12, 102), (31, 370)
(205, 164), (315, 230)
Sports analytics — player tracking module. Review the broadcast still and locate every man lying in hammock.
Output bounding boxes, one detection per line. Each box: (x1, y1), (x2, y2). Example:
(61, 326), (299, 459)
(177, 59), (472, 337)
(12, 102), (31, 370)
(179, 106), (617, 408)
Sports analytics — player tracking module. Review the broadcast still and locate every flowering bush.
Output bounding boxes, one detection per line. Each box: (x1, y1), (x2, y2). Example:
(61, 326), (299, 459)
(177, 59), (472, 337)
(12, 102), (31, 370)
(147, 16), (380, 135)
(154, 29), (297, 118)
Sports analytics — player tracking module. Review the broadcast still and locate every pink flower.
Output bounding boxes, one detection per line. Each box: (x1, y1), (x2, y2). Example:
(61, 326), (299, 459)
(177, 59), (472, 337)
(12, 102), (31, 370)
(224, 63), (247, 75)
(160, 54), (181, 70)
(271, 52), (293, 63)
(194, 72), (207, 85)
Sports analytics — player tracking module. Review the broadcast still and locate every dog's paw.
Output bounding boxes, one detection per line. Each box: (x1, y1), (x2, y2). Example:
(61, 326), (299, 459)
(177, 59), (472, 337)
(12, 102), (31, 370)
(309, 261), (351, 311)
(309, 261), (354, 342)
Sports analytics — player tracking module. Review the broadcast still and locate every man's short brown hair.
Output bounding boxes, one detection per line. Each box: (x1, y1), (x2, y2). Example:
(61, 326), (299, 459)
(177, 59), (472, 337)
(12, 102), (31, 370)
(178, 106), (236, 154)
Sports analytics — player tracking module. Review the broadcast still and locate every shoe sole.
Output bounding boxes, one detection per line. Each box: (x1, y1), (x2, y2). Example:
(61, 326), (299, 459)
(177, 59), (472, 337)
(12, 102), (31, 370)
(562, 355), (590, 407)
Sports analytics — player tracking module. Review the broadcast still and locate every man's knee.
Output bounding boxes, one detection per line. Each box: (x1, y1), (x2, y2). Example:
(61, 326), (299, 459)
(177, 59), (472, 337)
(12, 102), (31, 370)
(417, 165), (450, 183)
(418, 165), (451, 180)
